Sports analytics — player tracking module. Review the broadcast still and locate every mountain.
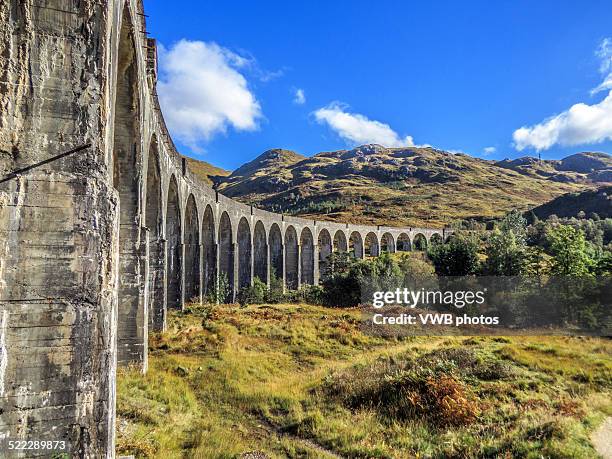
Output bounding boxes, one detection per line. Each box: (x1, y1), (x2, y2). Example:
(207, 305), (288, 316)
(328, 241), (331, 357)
(215, 145), (611, 227)
(183, 156), (230, 186)
(528, 186), (612, 220)
(496, 151), (612, 183)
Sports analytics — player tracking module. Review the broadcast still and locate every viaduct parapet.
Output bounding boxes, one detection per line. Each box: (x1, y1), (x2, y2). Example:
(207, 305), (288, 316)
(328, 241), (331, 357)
(0, 1), (450, 456)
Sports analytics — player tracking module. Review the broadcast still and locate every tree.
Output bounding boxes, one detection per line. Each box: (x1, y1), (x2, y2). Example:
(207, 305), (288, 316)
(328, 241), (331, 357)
(428, 233), (480, 276)
(547, 225), (594, 276)
(483, 229), (526, 276)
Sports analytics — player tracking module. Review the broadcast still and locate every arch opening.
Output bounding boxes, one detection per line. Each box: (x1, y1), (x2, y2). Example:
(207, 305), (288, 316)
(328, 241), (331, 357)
(145, 137), (164, 330)
(381, 232), (395, 253)
(284, 226), (299, 290)
(269, 224), (283, 282)
(397, 233), (411, 251)
(349, 231), (364, 258)
(300, 228), (314, 285)
(333, 230), (348, 253)
(430, 233), (443, 246)
(365, 232), (379, 257)
(318, 229), (332, 280)
(202, 205), (216, 297)
(218, 212), (234, 302)
(413, 233), (428, 251)
(184, 195), (199, 303)
(165, 176), (182, 310)
(253, 221), (267, 283)
(237, 217), (252, 290)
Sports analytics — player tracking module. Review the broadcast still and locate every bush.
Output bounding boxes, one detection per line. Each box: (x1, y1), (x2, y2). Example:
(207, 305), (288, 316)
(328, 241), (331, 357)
(237, 277), (267, 306)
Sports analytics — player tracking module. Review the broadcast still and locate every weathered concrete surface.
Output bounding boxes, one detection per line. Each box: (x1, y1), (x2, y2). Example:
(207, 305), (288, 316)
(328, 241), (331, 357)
(0, 0), (451, 457)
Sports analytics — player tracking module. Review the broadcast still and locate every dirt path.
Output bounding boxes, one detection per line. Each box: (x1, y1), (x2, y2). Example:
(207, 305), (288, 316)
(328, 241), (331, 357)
(256, 416), (345, 459)
(593, 417), (612, 459)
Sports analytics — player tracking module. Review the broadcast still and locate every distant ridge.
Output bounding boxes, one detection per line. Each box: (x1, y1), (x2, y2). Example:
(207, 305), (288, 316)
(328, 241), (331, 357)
(528, 186), (612, 220)
(212, 145), (610, 227)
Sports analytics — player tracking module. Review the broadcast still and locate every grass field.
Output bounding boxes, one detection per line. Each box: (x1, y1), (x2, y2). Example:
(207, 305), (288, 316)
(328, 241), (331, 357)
(116, 303), (611, 458)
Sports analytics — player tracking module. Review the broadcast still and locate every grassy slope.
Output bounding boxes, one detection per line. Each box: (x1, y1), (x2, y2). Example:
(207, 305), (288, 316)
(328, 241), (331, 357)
(116, 304), (611, 458)
(184, 156), (231, 186)
(216, 147), (603, 228)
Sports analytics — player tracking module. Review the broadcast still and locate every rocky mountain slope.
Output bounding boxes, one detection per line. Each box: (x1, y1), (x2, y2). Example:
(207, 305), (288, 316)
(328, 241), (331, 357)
(188, 145), (610, 227)
(528, 186), (612, 220)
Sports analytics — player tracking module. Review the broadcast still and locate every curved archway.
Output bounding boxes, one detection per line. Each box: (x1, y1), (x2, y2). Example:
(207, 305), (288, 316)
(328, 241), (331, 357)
(113, 4), (144, 364)
(397, 233), (411, 251)
(202, 205), (216, 297)
(300, 228), (315, 285)
(318, 229), (332, 279)
(218, 212), (234, 302)
(253, 221), (267, 283)
(430, 233), (443, 246)
(365, 232), (379, 257)
(413, 233), (428, 251)
(349, 231), (364, 258)
(284, 226), (299, 290)
(269, 223), (283, 282)
(184, 195), (199, 303)
(145, 137), (164, 330)
(237, 217), (252, 290)
(166, 175), (182, 310)
(333, 230), (348, 253)
(381, 232), (395, 253)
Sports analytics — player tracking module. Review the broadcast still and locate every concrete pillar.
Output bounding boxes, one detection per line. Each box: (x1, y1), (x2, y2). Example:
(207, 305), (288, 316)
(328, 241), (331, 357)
(141, 227), (149, 374)
(160, 238), (168, 331)
(215, 242), (220, 304)
(281, 242), (286, 294)
(179, 242), (185, 310)
(232, 242), (239, 302)
(266, 241), (271, 288)
(313, 243), (320, 285)
(250, 236), (255, 287)
(198, 243), (204, 304)
(297, 242), (302, 290)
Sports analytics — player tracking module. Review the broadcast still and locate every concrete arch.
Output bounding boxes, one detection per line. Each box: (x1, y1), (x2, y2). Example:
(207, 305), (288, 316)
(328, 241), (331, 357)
(166, 175), (182, 310)
(145, 136), (164, 330)
(300, 227), (315, 285)
(237, 217), (252, 290)
(202, 204), (216, 297)
(113, 3), (145, 365)
(349, 231), (364, 258)
(284, 225), (299, 290)
(381, 232), (396, 253)
(333, 230), (348, 252)
(253, 221), (267, 283)
(184, 194), (199, 302)
(218, 211), (234, 301)
(269, 223), (283, 281)
(397, 233), (411, 251)
(365, 232), (379, 257)
(318, 228), (333, 279)
(413, 233), (428, 251)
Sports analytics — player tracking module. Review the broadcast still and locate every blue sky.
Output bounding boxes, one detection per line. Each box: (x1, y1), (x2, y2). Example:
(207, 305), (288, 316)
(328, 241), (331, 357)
(144, 0), (612, 171)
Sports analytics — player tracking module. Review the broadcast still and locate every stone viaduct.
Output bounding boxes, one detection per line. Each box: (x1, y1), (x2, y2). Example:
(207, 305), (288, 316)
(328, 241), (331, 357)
(0, 1), (450, 456)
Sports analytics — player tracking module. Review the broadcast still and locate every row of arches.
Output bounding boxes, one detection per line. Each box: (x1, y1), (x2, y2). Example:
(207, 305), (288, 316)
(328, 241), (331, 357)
(111, 2), (445, 364)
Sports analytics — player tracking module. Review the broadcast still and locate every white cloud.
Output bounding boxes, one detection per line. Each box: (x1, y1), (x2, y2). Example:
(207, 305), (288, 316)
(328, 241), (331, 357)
(313, 102), (414, 147)
(513, 38), (612, 152)
(513, 91), (612, 151)
(293, 88), (306, 105)
(483, 146), (496, 155)
(591, 38), (612, 95)
(157, 40), (263, 153)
